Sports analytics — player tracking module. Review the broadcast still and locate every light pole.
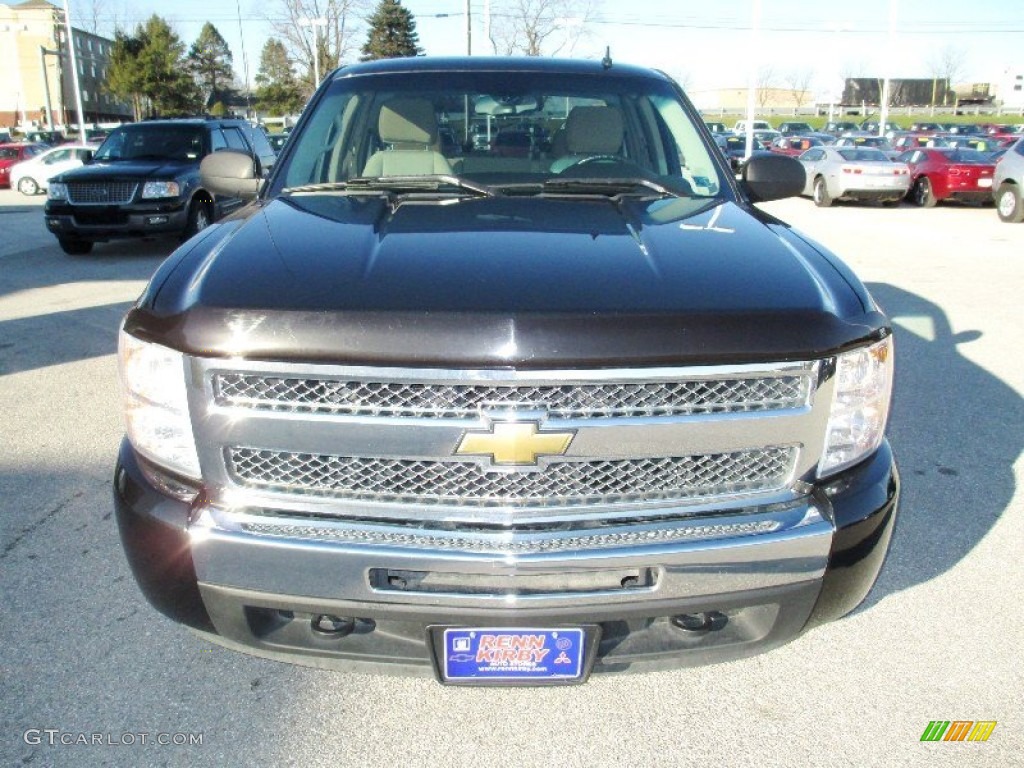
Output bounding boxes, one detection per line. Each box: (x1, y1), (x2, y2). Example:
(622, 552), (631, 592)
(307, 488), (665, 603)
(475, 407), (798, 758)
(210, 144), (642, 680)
(299, 17), (328, 88)
(63, 0), (87, 143)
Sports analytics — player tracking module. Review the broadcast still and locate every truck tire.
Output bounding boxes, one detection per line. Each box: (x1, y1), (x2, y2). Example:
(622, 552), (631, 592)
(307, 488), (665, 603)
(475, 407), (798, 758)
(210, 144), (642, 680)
(995, 183), (1024, 223)
(182, 200), (212, 241)
(57, 236), (93, 255)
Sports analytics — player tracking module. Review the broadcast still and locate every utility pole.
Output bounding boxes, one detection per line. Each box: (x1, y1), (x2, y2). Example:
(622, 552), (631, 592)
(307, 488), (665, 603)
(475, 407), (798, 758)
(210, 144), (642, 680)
(63, 0), (87, 143)
(465, 0), (472, 55)
(879, 0), (897, 138)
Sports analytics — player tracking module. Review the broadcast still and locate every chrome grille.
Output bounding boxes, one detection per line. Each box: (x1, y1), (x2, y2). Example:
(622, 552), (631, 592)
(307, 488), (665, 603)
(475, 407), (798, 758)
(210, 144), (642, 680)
(225, 446), (797, 507)
(214, 373), (812, 418)
(67, 181), (137, 205)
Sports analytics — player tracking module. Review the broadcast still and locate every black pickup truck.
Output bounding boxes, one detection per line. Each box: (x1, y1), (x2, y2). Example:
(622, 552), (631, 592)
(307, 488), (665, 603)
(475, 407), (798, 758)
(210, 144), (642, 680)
(113, 57), (898, 685)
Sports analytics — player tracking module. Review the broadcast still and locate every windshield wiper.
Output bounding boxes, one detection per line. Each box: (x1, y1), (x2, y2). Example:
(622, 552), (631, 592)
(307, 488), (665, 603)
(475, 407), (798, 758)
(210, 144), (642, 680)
(283, 175), (498, 197)
(540, 177), (687, 199)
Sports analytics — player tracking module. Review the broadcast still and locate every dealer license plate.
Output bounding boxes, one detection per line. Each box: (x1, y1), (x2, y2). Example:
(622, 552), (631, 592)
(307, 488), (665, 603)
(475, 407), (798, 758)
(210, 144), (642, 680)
(439, 628), (588, 685)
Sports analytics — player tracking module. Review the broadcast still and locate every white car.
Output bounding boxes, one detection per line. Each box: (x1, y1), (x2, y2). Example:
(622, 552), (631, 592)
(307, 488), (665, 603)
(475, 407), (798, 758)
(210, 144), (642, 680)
(10, 144), (94, 195)
(798, 146), (911, 207)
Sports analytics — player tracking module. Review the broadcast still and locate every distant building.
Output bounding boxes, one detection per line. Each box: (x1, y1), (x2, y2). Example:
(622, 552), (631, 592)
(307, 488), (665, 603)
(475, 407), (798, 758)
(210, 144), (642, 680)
(842, 78), (956, 108)
(993, 68), (1024, 110)
(690, 87), (815, 112)
(0, 0), (131, 131)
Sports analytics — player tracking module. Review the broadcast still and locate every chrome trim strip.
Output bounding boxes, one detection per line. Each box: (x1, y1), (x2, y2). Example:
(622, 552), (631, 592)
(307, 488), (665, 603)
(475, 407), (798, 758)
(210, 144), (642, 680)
(190, 502), (833, 608)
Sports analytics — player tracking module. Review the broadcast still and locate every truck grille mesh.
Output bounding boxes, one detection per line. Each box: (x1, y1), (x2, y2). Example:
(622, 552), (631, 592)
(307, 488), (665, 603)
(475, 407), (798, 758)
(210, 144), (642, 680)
(214, 374), (811, 419)
(66, 181), (137, 205)
(225, 446), (796, 507)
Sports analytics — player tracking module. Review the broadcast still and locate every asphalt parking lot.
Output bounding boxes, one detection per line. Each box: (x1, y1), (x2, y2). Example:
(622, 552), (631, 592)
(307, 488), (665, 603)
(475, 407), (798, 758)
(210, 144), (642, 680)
(1, 187), (1021, 767)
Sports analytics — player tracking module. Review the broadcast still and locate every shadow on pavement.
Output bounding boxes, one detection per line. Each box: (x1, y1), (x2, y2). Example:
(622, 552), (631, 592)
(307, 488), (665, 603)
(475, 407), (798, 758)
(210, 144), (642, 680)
(857, 282), (1023, 608)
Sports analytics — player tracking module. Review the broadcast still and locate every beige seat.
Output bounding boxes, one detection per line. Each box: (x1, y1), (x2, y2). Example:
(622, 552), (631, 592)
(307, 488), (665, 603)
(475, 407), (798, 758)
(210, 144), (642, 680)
(550, 105), (625, 173)
(362, 98), (453, 177)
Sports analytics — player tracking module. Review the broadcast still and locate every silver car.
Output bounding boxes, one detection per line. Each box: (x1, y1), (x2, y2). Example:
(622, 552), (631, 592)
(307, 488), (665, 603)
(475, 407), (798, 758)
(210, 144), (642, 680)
(993, 137), (1024, 223)
(799, 146), (911, 207)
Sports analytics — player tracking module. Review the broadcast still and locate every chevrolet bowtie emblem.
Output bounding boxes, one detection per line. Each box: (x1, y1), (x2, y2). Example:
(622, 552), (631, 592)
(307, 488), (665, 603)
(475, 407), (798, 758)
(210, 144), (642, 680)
(455, 421), (575, 466)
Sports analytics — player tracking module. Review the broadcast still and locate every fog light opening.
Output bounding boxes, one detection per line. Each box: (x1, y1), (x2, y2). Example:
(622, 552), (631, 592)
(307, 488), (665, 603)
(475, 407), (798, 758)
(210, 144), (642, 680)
(312, 614), (355, 637)
(670, 611), (728, 634)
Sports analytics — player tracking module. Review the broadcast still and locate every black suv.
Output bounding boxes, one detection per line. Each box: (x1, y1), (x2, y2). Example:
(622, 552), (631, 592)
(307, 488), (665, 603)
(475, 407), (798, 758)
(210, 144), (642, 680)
(44, 118), (275, 255)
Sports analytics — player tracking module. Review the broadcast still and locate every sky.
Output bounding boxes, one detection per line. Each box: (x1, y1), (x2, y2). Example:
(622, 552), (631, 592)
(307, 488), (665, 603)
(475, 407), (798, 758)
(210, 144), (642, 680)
(73, 0), (1024, 102)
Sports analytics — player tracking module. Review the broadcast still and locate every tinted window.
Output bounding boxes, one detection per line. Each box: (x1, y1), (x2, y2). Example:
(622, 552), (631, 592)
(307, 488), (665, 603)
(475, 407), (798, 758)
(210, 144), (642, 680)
(222, 128), (249, 152)
(94, 125), (205, 161)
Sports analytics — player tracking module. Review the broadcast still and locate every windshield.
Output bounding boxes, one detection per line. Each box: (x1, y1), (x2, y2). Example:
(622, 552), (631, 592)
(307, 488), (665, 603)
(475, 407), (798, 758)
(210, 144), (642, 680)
(94, 124), (205, 162)
(838, 148), (888, 162)
(270, 70), (723, 198)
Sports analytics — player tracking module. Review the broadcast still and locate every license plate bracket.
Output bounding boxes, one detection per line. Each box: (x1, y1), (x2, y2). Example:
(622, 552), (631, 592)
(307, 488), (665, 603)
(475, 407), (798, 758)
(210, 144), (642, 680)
(428, 625), (601, 686)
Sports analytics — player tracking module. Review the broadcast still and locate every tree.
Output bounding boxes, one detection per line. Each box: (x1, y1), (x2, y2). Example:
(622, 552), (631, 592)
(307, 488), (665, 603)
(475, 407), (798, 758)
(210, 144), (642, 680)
(784, 68), (813, 109)
(255, 38), (305, 115)
(756, 66), (776, 109)
(360, 0), (422, 61)
(928, 45), (966, 106)
(188, 23), (235, 108)
(106, 29), (147, 121)
(487, 0), (595, 57)
(268, 0), (368, 95)
(105, 16), (203, 119)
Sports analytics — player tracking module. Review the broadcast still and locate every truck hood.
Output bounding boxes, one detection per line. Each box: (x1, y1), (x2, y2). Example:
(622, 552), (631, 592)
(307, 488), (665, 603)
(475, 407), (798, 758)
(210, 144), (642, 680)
(55, 159), (194, 181)
(132, 194), (886, 367)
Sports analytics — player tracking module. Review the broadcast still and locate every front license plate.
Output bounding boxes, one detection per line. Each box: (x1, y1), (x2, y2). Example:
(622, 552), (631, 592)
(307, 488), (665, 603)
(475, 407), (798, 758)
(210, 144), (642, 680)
(439, 628), (588, 685)
(978, 178), (993, 188)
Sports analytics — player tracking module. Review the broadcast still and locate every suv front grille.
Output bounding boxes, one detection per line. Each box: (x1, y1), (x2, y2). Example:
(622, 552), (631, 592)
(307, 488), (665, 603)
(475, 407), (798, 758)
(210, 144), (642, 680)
(67, 181), (137, 205)
(225, 446), (797, 507)
(213, 373), (812, 418)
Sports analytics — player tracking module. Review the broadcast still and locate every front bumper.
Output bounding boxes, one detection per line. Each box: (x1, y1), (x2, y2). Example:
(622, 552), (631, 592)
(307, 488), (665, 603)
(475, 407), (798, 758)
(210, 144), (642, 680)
(44, 201), (188, 241)
(114, 439), (898, 676)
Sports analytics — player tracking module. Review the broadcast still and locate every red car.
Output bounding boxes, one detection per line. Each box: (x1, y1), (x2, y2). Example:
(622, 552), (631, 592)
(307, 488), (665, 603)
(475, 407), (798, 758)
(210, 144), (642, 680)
(896, 147), (995, 207)
(0, 142), (49, 188)
(768, 136), (823, 157)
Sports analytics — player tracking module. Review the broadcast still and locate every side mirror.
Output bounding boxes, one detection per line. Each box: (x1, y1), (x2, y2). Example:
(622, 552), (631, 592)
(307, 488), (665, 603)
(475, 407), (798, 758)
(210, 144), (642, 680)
(740, 153), (805, 203)
(200, 149), (260, 200)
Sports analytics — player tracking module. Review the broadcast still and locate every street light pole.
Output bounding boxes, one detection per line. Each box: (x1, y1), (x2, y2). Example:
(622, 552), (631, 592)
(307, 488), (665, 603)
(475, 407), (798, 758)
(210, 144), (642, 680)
(62, 0), (87, 143)
(299, 17), (328, 87)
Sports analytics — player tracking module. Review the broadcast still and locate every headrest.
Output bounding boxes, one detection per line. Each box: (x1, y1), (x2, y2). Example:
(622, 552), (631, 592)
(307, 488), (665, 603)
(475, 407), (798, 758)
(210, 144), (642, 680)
(566, 106), (624, 155)
(378, 98), (438, 146)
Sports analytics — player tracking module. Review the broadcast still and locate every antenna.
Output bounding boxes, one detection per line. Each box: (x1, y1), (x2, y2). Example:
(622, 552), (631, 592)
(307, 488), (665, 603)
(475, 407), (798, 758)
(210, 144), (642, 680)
(602, 46), (613, 70)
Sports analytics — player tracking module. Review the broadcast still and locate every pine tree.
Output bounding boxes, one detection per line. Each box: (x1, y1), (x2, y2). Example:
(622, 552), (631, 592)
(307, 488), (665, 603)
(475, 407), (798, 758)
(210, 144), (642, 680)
(106, 29), (148, 121)
(254, 38), (304, 115)
(137, 16), (204, 115)
(360, 0), (424, 61)
(188, 23), (235, 107)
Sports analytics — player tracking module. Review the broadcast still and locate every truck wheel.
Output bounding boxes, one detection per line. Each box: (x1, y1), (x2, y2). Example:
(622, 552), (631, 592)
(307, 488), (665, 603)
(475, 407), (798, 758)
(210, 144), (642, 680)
(813, 177), (832, 207)
(995, 183), (1024, 223)
(183, 200), (212, 240)
(17, 177), (40, 196)
(57, 236), (93, 255)
(912, 177), (937, 208)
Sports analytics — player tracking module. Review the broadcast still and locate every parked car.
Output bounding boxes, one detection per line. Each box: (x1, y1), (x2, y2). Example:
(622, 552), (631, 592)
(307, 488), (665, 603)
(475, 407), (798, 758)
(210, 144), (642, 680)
(704, 121), (728, 134)
(822, 121), (859, 136)
(859, 120), (900, 134)
(834, 135), (897, 158)
(0, 142), (49, 188)
(713, 134), (773, 170)
(732, 119), (772, 133)
(9, 143), (94, 195)
(799, 145), (910, 207)
(944, 124), (984, 135)
(777, 121), (813, 136)
(908, 121), (943, 134)
(896, 147), (996, 207)
(44, 117), (277, 254)
(892, 134), (949, 151)
(24, 129), (63, 144)
(768, 136), (824, 157)
(943, 136), (999, 154)
(267, 132), (289, 152)
(752, 128), (781, 148)
(114, 55), (899, 682)
(992, 137), (1024, 223)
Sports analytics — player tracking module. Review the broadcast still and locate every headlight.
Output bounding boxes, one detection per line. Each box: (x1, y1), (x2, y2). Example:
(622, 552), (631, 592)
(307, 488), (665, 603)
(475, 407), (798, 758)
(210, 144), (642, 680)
(118, 329), (200, 479)
(819, 335), (894, 477)
(48, 182), (68, 200)
(141, 180), (181, 199)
